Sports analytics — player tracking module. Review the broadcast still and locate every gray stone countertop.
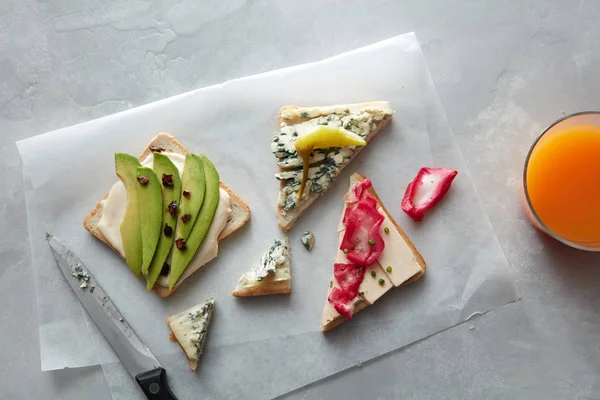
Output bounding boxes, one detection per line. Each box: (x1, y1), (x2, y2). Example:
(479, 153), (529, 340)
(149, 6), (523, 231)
(1, 1), (599, 399)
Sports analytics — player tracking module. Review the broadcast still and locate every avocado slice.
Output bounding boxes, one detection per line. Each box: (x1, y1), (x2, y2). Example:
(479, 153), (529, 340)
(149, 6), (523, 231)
(115, 153), (143, 278)
(169, 154), (220, 291)
(146, 153), (181, 291)
(176, 153), (206, 241)
(136, 166), (163, 276)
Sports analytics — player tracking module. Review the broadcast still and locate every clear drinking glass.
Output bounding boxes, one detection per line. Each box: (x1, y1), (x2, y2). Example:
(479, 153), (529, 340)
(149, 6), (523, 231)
(521, 112), (600, 251)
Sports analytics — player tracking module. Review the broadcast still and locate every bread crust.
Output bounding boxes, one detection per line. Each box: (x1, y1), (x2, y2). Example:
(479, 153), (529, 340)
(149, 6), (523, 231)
(166, 316), (197, 371)
(83, 133), (251, 297)
(231, 279), (291, 297)
(275, 105), (392, 232)
(321, 173), (426, 332)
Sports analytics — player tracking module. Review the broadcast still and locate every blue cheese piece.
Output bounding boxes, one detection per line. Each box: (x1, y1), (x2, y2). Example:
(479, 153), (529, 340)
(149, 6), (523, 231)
(233, 238), (291, 296)
(275, 162), (338, 192)
(168, 299), (215, 368)
(71, 264), (90, 282)
(277, 151), (327, 169)
(329, 147), (354, 166)
(301, 231), (315, 251)
(277, 161), (339, 211)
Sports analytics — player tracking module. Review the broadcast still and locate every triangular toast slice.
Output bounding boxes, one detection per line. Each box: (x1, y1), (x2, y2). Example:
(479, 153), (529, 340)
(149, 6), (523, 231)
(272, 102), (393, 232)
(232, 237), (291, 297)
(83, 133), (251, 297)
(321, 173), (426, 332)
(167, 299), (215, 371)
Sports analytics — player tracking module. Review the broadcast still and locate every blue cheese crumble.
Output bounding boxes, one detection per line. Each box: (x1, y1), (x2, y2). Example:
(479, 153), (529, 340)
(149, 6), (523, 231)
(71, 264), (91, 290)
(301, 232), (315, 252)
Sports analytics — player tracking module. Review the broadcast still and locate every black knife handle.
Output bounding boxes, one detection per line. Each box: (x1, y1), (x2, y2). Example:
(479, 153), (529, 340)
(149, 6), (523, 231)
(135, 367), (178, 400)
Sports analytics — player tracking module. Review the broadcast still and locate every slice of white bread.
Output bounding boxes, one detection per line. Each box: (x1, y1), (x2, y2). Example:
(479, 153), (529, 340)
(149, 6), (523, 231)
(321, 173), (426, 332)
(167, 299), (215, 372)
(232, 237), (291, 297)
(83, 133), (251, 297)
(275, 103), (393, 232)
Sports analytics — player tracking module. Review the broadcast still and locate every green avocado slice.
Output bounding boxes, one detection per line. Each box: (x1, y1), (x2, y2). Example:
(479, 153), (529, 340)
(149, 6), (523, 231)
(136, 166), (162, 276)
(146, 153), (181, 291)
(177, 153), (206, 241)
(115, 153), (143, 278)
(169, 154), (220, 291)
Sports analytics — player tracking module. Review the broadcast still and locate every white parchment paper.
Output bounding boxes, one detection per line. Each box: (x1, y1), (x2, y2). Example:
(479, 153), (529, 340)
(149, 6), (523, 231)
(18, 33), (518, 398)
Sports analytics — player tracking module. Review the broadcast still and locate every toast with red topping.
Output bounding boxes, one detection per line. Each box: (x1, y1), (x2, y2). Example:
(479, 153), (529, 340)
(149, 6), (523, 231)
(321, 173), (426, 332)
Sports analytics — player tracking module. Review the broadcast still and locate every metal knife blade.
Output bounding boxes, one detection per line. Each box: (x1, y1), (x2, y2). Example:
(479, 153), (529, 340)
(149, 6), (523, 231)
(48, 235), (178, 399)
(46, 234), (161, 378)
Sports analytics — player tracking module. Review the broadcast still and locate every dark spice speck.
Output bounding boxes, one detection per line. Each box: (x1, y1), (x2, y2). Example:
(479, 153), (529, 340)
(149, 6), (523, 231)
(183, 190), (191, 198)
(137, 176), (149, 185)
(149, 145), (165, 153)
(175, 238), (187, 250)
(181, 213), (192, 223)
(167, 200), (178, 217)
(160, 262), (170, 276)
(163, 223), (173, 237)
(162, 174), (174, 187)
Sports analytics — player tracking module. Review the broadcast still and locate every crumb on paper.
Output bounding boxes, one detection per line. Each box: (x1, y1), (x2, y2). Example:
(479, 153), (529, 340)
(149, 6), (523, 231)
(301, 231), (315, 252)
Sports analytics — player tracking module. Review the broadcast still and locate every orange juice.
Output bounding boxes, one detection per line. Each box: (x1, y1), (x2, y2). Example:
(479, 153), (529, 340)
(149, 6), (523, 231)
(525, 124), (600, 245)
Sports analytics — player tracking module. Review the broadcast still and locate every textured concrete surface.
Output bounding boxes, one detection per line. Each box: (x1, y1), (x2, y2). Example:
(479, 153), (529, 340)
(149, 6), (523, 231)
(2, 1), (600, 399)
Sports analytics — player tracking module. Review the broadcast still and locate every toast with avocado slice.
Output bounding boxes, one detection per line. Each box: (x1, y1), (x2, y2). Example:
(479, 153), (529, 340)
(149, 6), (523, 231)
(83, 133), (251, 297)
(272, 102), (393, 232)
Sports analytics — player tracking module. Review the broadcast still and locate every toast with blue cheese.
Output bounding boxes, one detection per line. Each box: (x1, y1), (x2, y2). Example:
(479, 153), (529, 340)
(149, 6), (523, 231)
(272, 102), (393, 231)
(232, 238), (291, 297)
(167, 299), (215, 371)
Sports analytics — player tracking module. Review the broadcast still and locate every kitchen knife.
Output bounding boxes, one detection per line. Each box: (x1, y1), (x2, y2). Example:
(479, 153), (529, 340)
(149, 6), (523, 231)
(47, 234), (177, 400)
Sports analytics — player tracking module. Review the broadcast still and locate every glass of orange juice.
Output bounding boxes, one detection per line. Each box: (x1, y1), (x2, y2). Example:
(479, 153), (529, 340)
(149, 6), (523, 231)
(522, 112), (600, 250)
